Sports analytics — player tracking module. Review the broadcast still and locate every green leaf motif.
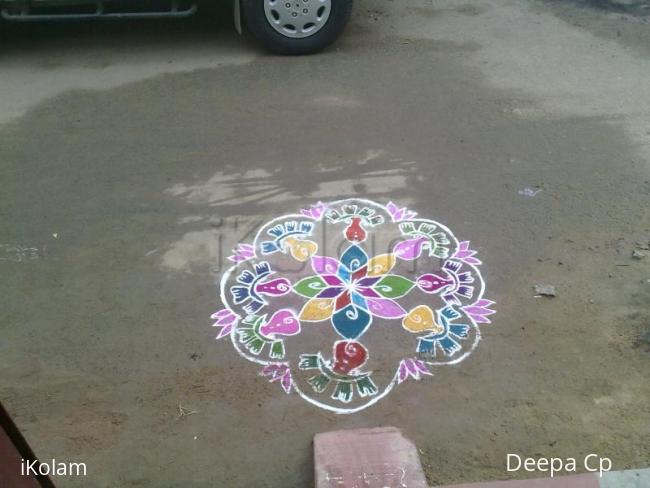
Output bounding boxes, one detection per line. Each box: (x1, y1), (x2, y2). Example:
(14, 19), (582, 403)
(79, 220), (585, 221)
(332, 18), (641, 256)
(308, 374), (331, 393)
(332, 382), (353, 403)
(269, 341), (285, 360)
(373, 275), (415, 299)
(246, 338), (264, 355)
(399, 222), (417, 235)
(299, 354), (320, 370)
(356, 377), (378, 397)
(293, 276), (328, 298)
(432, 232), (450, 246)
(430, 246), (450, 259)
(419, 223), (437, 235)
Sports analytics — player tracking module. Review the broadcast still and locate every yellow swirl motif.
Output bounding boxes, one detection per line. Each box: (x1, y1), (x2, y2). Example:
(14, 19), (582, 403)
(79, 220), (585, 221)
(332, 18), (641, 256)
(366, 254), (397, 276)
(402, 305), (444, 334)
(300, 298), (334, 322)
(285, 237), (318, 262)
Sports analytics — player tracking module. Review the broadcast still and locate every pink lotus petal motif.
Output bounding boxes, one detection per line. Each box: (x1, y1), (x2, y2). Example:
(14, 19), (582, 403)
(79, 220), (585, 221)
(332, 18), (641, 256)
(300, 201), (328, 220)
(462, 299), (496, 324)
(260, 363), (293, 394)
(228, 244), (255, 263)
(452, 241), (482, 266)
(211, 309), (239, 339)
(397, 358), (432, 384)
(387, 201), (418, 222)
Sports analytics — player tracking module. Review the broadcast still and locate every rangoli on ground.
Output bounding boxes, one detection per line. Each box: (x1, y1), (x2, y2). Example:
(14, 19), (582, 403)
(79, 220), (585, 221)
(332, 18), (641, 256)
(213, 199), (496, 414)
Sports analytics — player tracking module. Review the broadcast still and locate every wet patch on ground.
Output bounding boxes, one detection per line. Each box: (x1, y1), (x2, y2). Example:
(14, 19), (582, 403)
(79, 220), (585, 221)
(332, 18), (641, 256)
(538, 0), (650, 57)
(551, 0), (650, 16)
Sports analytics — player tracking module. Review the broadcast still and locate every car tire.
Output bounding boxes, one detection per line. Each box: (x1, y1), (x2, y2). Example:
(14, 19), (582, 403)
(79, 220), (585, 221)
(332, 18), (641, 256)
(241, 0), (353, 55)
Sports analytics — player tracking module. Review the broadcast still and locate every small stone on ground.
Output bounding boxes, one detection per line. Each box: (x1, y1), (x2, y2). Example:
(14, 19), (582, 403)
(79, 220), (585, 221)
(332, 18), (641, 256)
(534, 284), (557, 297)
(632, 249), (646, 260)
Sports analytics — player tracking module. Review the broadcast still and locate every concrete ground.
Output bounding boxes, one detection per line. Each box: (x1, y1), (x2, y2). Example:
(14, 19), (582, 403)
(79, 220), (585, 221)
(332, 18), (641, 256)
(1, 0), (649, 486)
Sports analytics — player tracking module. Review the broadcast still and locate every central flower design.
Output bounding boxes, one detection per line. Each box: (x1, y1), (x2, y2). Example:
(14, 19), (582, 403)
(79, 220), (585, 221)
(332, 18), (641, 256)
(294, 244), (415, 340)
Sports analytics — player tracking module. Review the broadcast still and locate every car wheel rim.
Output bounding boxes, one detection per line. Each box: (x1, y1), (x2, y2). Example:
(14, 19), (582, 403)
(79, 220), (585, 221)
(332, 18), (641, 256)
(264, 0), (332, 39)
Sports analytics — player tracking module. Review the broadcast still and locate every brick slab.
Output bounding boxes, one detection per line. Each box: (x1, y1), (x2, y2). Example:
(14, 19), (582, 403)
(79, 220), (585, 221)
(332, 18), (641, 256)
(441, 473), (600, 488)
(314, 426), (428, 488)
(600, 469), (650, 488)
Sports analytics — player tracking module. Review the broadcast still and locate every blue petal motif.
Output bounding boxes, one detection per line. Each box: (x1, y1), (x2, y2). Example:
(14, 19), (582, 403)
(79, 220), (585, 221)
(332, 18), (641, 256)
(417, 337), (435, 354)
(254, 262), (271, 276)
(332, 305), (372, 339)
(340, 245), (368, 274)
(243, 300), (264, 315)
(268, 225), (285, 238)
(285, 221), (297, 232)
(237, 270), (256, 285)
(230, 286), (250, 304)
(351, 292), (367, 311)
(438, 336), (462, 356)
(449, 324), (470, 338)
(300, 222), (314, 234)
(261, 241), (280, 254)
(439, 306), (460, 322)
(338, 266), (351, 282)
